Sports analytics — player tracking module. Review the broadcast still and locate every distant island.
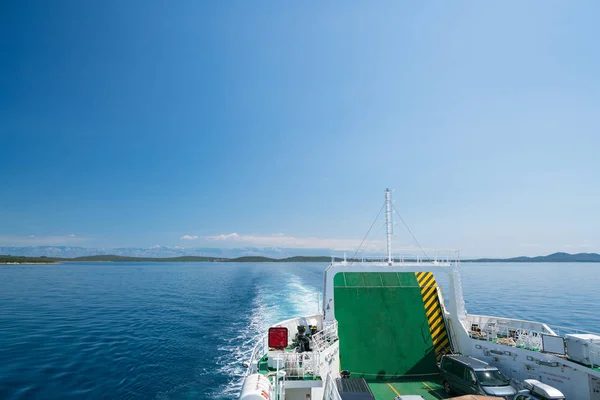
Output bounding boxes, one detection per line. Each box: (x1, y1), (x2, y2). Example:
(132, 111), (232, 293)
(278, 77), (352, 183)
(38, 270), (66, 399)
(1, 252), (599, 264)
(0, 254), (341, 264)
(464, 252), (600, 263)
(0, 255), (63, 264)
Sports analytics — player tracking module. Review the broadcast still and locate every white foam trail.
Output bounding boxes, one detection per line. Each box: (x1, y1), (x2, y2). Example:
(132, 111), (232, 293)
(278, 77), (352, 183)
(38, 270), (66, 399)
(211, 271), (321, 399)
(211, 288), (270, 399)
(285, 274), (322, 318)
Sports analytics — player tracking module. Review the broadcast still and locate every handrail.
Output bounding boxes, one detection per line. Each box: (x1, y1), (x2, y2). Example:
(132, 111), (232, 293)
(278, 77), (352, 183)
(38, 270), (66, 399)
(243, 320), (339, 379)
(311, 321), (338, 352)
(548, 324), (600, 337)
(467, 314), (600, 339)
(323, 374), (342, 400)
(331, 249), (460, 265)
(244, 334), (268, 376)
(466, 314), (600, 357)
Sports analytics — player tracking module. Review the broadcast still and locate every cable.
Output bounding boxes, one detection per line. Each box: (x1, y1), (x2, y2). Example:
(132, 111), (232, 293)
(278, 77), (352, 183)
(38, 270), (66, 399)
(352, 220), (387, 261)
(349, 201), (385, 263)
(393, 205), (429, 260)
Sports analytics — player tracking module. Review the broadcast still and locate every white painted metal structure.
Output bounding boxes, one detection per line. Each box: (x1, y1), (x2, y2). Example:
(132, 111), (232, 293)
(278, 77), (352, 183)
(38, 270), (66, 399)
(238, 189), (600, 400)
(385, 188), (393, 266)
(322, 254), (460, 323)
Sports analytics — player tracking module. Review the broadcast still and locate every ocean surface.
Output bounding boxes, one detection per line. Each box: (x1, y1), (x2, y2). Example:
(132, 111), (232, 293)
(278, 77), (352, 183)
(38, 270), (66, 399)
(0, 262), (598, 399)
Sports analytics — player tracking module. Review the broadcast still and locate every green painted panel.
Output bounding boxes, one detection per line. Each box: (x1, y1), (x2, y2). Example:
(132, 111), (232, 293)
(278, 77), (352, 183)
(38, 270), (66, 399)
(344, 272), (365, 287)
(334, 272), (438, 379)
(334, 272), (346, 287)
(363, 272), (384, 287)
(398, 272), (418, 286)
(380, 272), (401, 287)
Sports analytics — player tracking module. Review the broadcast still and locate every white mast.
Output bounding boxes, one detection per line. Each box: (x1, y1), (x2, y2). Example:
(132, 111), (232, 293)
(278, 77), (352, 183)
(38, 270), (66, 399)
(385, 188), (393, 265)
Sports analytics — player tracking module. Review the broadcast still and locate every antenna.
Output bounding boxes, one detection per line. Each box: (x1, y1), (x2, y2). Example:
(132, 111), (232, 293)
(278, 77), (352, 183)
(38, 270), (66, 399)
(385, 188), (393, 265)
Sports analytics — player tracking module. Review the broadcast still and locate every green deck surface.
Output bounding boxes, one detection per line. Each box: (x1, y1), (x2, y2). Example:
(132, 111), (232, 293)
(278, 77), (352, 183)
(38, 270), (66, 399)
(368, 378), (448, 400)
(333, 272), (439, 379)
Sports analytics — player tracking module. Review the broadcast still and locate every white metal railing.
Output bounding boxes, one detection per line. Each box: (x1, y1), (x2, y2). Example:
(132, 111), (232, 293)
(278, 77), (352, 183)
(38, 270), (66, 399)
(311, 321), (338, 353)
(243, 314), (322, 376)
(466, 315), (600, 360)
(333, 249), (460, 266)
(323, 374), (342, 400)
(244, 334), (269, 376)
(549, 324), (600, 338)
(548, 325), (600, 368)
(286, 351), (319, 378)
(451, 263), (467, 321)
(243, 321), (338, 380)
(466, 314), (555, 351)
(270, 322), (340, 379)
(265, 350), (321, 380)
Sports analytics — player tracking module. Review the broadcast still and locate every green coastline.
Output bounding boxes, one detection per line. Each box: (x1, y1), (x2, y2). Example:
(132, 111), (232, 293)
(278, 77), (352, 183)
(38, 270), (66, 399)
(1, 251), (599, 264)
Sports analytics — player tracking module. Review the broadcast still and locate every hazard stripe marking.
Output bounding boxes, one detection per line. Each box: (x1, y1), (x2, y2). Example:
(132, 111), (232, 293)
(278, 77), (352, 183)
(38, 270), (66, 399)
(414, 272), (451, 360)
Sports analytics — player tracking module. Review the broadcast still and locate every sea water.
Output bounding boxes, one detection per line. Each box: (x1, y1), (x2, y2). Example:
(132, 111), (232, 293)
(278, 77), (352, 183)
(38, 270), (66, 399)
(0, 262), (598, 399)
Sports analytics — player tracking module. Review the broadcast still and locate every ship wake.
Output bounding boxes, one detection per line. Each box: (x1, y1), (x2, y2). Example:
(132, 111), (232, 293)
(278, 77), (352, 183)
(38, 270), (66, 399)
(210, 271), (321, 399)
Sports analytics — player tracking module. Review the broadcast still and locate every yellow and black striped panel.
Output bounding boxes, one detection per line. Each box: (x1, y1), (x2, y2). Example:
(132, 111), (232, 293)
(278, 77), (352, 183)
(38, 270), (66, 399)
(415, 272), (451, 360)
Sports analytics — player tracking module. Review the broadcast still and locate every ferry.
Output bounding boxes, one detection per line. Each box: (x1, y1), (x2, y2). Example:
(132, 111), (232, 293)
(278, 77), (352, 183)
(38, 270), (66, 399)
(238, 189), (600, 400)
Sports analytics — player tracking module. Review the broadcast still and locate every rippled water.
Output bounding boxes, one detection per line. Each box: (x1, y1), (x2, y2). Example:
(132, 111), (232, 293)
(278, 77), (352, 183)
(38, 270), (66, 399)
(0, 262), (598, 399)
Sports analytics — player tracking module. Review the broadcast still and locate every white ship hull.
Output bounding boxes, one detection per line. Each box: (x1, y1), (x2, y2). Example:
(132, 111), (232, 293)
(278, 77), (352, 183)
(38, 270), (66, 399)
(238, 190), (600, 400)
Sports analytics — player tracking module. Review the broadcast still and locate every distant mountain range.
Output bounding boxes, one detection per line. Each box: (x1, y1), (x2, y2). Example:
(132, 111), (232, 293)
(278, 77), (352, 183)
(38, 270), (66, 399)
(0, 246), (335, 259)
(1, 247), (599, 263)
(0, 254), (338, 264)
(466, 252), (600, 262)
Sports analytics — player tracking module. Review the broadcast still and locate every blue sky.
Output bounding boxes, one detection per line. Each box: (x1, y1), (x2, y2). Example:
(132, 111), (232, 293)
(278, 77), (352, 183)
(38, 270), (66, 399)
(1, 1), (599, 257)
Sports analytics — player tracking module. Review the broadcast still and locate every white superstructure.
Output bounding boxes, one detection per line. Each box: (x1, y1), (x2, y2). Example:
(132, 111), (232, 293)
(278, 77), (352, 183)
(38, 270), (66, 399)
(238, 190), (600, 400)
